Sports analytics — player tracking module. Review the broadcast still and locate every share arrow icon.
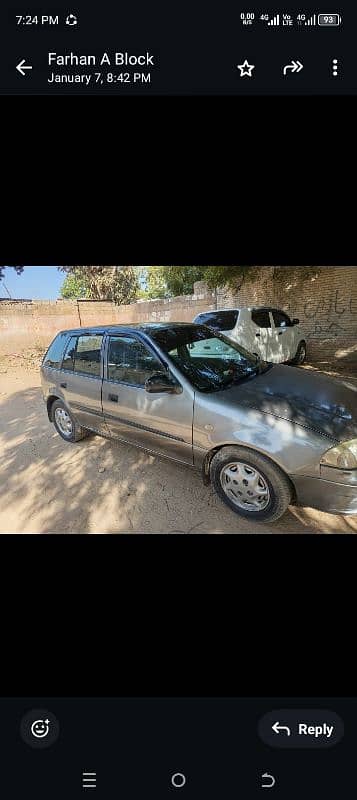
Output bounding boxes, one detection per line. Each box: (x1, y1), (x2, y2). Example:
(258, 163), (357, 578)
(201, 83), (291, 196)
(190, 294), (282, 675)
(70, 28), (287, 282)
(283, 60), (303, 75)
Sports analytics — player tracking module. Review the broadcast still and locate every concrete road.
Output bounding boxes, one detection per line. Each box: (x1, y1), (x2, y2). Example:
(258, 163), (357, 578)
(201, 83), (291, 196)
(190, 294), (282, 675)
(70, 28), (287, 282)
(1, 366), (356, 534)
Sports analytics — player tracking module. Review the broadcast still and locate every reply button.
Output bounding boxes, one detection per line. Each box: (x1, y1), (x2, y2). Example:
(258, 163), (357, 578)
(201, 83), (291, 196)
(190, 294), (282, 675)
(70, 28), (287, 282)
(258, 710), (344, 748)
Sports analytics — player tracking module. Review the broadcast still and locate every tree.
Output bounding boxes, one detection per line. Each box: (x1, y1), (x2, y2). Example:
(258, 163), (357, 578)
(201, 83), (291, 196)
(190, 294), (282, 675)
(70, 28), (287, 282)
(60, 272), (90, 299)
(201, 266), (253, 290)
(137, 267), (168, 299)
(139, 266), (254, 298)
(59, 266), (139, 304)
(140, 266), (207, 298)
(0, 265), (24, 280)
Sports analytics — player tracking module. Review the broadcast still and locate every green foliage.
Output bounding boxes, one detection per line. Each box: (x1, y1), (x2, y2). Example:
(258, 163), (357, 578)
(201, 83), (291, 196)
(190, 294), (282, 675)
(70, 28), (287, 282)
(201, 266), (253, 290)
(140, 266), (207, 298)
(139, 267), (169, 299)
(148, 267), (169, 298)
(164, 266), (208, 296)
(139, 266), (254, 297)
(58, 265), (264, 305)
(60, 272), (90, 299)
(59, 266), (139, 304)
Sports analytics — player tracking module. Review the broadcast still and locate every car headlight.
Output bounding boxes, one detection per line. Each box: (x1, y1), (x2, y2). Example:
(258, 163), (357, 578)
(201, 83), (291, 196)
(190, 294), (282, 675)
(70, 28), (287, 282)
(321, 439), (357, 469)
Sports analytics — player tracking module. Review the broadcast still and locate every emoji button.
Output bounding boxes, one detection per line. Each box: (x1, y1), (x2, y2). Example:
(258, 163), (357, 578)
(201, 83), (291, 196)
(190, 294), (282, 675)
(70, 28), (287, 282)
(20, 709), (59, 749)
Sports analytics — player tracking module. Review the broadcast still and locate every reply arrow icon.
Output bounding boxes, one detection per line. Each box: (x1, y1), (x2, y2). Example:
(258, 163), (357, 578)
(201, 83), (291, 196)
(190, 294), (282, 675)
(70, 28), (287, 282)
(272, 721), (291, 736)
(16, 59), (33, 76)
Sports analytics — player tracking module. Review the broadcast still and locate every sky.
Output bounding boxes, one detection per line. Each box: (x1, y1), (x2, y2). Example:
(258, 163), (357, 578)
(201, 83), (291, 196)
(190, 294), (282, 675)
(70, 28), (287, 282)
(0, 266), (65, 300)
(0, 266), (147, 300)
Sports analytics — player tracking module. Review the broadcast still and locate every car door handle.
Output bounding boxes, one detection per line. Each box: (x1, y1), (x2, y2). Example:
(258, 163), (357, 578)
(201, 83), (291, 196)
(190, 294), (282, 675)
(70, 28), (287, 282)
(108, 393), (118, 402)
(255, 333), (260, 337)
(278, 331), (283, 336)
(60, 382), (67, 388)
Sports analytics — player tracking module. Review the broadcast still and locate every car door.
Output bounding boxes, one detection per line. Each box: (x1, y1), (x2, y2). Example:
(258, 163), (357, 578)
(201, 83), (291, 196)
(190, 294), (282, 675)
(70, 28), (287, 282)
(250, 309), (273, 360)
(102, 333), (194, 464)
(59, 333), (107, 433)
(271, 310), (295, 361)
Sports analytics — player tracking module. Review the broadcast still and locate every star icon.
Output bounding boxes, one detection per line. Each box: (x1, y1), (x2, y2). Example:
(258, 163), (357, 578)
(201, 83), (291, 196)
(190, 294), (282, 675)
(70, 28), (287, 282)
(237, 59), (255, 77)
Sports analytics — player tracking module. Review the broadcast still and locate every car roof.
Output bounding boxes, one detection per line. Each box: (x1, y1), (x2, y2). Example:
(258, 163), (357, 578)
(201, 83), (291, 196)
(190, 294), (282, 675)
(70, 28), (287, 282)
(57, 322), (200, 336)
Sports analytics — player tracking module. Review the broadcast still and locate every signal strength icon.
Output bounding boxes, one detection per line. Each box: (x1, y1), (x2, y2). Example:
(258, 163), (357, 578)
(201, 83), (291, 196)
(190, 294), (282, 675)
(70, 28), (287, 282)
(304, 14), (316, 25)
(268, 14), (280, 25)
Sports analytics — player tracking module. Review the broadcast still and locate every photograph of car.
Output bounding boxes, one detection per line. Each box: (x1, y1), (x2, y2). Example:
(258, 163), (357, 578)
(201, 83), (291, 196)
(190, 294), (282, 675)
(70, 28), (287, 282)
(193, 307), (307, 365)
(41, 322), (357, 524)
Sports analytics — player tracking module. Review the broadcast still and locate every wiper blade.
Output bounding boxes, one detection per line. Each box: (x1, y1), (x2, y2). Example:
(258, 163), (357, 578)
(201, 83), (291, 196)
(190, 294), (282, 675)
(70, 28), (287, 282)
(222, 368), (261, 389)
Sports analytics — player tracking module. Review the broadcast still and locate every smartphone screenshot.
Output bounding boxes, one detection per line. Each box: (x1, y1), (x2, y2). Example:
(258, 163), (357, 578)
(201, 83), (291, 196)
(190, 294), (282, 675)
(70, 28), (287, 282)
(0, 696), (352, 797)
(0, 3), (353, 93)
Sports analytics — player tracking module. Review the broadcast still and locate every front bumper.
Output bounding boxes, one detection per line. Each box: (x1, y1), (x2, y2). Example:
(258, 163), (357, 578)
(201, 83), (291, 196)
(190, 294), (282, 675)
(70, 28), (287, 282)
(292, 474), (357, 516)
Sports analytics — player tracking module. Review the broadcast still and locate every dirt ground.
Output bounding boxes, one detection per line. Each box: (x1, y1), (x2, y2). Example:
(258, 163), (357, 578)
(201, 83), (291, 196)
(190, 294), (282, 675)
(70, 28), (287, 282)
(1, 357), (357, 534)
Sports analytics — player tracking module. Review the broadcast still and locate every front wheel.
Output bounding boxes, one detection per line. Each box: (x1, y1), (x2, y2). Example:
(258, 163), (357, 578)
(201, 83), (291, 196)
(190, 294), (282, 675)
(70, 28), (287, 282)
(210, 446), (293, 523)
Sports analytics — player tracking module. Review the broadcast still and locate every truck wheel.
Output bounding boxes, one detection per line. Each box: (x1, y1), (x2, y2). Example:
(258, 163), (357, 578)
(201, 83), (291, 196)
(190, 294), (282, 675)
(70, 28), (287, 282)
(210, 446), (293, 523)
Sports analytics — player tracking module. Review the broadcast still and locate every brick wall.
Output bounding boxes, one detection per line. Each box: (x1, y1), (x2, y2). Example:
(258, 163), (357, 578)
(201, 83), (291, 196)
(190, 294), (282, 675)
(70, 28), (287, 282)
(0, 267), (356, 368)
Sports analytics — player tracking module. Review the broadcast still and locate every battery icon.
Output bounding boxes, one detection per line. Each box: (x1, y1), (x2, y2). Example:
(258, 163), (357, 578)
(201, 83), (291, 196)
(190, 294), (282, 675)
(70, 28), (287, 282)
(318, 13), (341, 26)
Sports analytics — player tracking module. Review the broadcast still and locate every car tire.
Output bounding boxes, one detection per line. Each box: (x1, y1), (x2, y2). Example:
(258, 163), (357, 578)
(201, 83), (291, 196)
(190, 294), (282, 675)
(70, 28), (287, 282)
(290, 340), (307, 366)
(210, 446), (293, 523)
(51, 399), (89, 443)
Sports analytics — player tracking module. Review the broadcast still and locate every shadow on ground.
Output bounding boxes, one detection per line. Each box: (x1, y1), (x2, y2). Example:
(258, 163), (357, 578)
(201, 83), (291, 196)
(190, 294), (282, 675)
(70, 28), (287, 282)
(1, 374), (356, 534)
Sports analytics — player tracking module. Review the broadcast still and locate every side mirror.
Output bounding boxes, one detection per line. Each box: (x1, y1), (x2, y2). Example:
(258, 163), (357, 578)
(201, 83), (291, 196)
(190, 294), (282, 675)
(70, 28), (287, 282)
(292, 318), (300, 325)
(145, 372), (182, 394)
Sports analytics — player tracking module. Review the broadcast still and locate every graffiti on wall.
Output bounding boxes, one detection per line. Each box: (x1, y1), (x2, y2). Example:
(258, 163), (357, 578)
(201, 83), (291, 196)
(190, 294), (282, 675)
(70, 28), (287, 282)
(303, 289), (357, 338)
(311, 321), (347, 338)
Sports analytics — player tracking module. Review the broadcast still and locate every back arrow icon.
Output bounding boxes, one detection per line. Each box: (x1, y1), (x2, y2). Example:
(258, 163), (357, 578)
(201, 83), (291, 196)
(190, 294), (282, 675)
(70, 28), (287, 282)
(283, 60), (303, 75)
(16, 59), (33, 76)
(272, 721), (291, 736)
(261, 773), (276, 789)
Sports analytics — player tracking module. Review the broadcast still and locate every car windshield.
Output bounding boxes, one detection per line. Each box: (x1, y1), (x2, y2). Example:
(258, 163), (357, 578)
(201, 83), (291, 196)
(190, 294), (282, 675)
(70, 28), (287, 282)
(149, 324), (271, 392)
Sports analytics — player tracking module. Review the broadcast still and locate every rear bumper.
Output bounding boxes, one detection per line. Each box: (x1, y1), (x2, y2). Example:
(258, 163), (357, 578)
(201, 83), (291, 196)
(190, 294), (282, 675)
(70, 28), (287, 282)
(291, 475), (357, 516)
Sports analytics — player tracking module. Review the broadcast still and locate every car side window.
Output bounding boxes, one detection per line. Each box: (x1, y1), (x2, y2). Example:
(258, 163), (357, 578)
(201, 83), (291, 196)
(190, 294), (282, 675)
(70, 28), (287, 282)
(107, 336), (165, 386)
(43, 333), (69, 369)
(61, 336), (77, 371)
(272, 310), (292, 328)
(251, 310), (271, 328)
(74, 335), (103, 376)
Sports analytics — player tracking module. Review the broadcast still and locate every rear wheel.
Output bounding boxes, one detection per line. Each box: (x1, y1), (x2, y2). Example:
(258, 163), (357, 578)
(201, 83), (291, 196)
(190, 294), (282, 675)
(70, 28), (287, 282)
(210, 446), (293, 523)
(291, 340), (306, 365)
(52, 399), (89, 443)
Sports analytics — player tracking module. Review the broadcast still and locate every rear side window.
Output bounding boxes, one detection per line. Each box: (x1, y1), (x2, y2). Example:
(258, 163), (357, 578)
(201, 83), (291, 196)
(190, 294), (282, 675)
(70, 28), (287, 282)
(62, 336), (78, 371)
(272, 310), (293, 328)
(251, 310), (271, 328)
(74, 335), (103, 376)
(42, 333), (69, 369)
(195, 310), (239, 331)
(62, 335), (103, 376)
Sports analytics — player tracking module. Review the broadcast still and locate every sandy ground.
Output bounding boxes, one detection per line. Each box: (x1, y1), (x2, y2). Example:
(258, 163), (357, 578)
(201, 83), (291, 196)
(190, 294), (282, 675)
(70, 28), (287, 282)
(1, 362), (357, 534)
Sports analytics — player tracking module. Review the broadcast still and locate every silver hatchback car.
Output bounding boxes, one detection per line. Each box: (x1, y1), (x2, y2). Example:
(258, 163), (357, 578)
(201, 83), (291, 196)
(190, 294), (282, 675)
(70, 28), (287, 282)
(40, 322), (357, 523)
